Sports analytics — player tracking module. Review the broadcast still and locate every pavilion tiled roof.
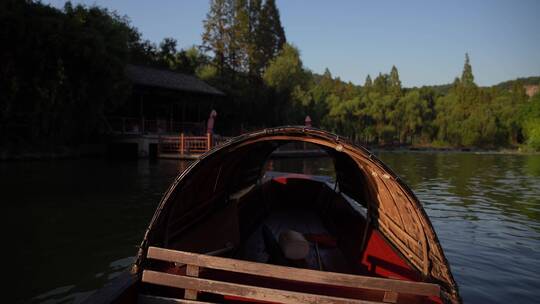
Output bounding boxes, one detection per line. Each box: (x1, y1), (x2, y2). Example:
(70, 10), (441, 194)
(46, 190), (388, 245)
(126, 64), (224, 96)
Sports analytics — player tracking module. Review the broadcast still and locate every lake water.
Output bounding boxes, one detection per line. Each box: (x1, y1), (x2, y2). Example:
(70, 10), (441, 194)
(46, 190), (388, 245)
(3, 152), (540, 303)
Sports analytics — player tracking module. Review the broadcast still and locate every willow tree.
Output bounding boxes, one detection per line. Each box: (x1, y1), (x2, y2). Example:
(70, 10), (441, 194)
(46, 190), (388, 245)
(263, 43), (308, 124)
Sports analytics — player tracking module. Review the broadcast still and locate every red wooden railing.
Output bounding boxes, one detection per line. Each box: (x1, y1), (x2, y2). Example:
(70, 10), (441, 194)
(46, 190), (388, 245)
(158, 133), (231, 157)
(159, 133), (210, 156)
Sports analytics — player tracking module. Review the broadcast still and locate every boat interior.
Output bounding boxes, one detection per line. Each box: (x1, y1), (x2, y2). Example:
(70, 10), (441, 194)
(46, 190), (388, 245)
(88, 131), (459, 304)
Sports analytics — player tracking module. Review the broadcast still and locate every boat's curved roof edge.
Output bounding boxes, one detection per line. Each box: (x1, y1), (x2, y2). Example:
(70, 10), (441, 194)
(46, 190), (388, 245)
(134, 126), (461, 303)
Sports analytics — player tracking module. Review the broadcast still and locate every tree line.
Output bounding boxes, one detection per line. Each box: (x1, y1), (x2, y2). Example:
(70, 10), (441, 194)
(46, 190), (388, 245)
(197, 0), (540, 151)
(1, 0), (539, 152)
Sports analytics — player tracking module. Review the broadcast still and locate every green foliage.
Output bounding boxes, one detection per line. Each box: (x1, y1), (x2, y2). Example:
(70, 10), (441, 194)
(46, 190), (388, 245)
(298, 53), (534, 149)
(364, 75), (373, 89)
(520, 93), (540, 151)
(198, 0), (290, 130)
(257, 0), (286, 68)
(129, 34), (210, 74)
(396, 90), (428, 143)
(1, 1), (211, 148)
(523, 120), (540, 151)
(431, 54), (530, 148)
(202, 0), (286, 78)
(389, 65), (402, 97)
(262, 43), (309, 124)
(196, 64), (219, 81)
(263, 44), (306, 92)
(201, 0), (229, 76)
(461, 53), (475, 87)
(1, 1), (134, 146)
(3, 0), (539, 152)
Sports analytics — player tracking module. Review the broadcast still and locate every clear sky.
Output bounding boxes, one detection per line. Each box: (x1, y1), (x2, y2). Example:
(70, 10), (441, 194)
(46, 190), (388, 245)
(45, 0), (540, 87)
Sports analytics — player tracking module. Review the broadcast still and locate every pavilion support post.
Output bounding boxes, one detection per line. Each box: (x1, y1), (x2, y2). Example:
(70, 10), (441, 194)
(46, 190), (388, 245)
(169, 103), (173, 133)
(180, 133), (184, 156)
(207, 133), (211, 151)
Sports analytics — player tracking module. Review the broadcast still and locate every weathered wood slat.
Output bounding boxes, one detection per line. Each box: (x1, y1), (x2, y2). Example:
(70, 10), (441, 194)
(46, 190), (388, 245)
(138, 294), (213, 303)
(172, 244), (235, 269)
(184, 265), (200, 300)
(142, 270), (381, 304)
(146, 247), (440, 297)
(382, 291), (398, 303)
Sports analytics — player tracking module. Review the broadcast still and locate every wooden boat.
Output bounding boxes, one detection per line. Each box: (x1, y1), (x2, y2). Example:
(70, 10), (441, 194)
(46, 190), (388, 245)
(86, 127), (461, 304)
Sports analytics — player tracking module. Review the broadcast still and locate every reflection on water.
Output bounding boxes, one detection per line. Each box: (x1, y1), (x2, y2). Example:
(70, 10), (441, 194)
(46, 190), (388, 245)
(3, 152), (540, 303)
(2, 159), (187, 304)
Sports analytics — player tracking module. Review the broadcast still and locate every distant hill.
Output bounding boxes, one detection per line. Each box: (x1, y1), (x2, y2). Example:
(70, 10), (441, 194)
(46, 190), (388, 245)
(408, 76), (540, 96)
(494, 76), (540, 90)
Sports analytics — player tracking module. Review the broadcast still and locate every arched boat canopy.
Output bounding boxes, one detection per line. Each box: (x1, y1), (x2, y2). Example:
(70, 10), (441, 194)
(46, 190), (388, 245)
(135, 126), (460, 303)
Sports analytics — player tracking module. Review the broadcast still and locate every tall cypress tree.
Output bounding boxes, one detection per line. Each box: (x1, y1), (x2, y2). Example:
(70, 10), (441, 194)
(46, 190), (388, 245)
(323, 68), (332, 79)
(373, 73), (389, 94)
(364, 74), (373, 87)
(364, 74), (373, 95)
(389, 65), (402, 97)
(258, 0), (286, 71)
(202, 0), (229, 77)
(247, 0), (263, 76)
(265, 0), (286, 51)
(230, 0), (250, 72)
(461, 53), (475, 86)
(202, 0), (286, 78)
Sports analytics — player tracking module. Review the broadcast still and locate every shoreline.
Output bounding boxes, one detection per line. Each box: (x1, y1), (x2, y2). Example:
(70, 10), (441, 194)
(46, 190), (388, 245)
(367, 146), (540, 155)
(2, 144), (539, 161)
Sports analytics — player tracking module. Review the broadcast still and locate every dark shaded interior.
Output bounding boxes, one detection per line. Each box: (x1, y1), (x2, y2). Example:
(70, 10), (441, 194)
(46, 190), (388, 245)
(146, 141), (372, 252)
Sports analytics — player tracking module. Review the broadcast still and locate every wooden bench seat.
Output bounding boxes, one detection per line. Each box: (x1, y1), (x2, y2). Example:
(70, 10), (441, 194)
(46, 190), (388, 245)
(139, 294), (213, 303)
(141, 246), (440, 304)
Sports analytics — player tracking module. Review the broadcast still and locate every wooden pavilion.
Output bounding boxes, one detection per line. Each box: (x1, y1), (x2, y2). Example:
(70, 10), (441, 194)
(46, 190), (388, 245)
(108, 64), (225, 135)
